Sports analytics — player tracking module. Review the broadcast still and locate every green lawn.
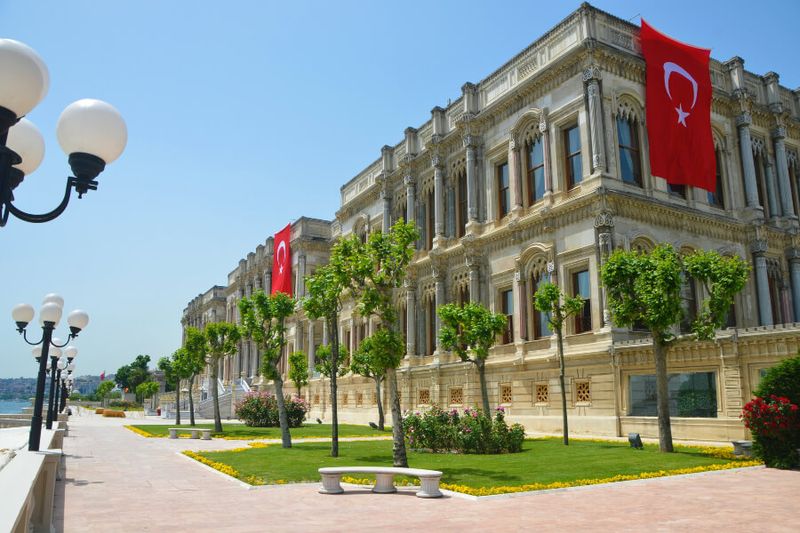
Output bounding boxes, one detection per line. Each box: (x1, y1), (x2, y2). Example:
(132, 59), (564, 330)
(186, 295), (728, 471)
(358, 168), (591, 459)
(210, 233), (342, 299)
(195, 438), (752, 490)
(130, 423), (390, 439)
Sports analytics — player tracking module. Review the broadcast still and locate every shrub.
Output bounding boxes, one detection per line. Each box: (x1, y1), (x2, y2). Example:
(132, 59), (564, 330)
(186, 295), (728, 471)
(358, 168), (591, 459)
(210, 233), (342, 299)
(744, 356), (800, 469)
(234, 392), (308, 428)
(108, 400), (142, 411)
(102, 410), (126, 418)
(95, 408), (105, 414)
(403, 405), (525, 454)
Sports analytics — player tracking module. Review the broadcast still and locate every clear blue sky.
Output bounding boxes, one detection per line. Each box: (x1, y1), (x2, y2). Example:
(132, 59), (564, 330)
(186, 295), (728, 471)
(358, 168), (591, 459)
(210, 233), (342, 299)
(1, 1), (797, 379)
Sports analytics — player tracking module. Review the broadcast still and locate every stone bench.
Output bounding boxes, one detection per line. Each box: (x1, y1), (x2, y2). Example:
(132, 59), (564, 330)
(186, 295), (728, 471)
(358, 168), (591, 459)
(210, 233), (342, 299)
(318, 466), (443, 498)
(168, 428), (212, 440)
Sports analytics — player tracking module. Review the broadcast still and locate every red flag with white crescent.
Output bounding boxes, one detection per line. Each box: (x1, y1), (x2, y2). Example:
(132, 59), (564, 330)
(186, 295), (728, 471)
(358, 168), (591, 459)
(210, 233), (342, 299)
(641, 19), (716, 192)
(271, 224), (292, 296)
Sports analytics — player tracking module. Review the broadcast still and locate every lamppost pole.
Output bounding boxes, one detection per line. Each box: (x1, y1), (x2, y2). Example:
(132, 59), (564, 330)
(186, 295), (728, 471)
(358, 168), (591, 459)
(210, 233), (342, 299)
(29, 321), (54, 451)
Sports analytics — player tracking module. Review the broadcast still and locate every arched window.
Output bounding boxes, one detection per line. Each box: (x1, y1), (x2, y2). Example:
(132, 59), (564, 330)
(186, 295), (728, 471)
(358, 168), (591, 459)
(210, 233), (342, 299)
(707, 147), (725, 208)
(616, 116), (642, 186)
(527, 137), (545, 204)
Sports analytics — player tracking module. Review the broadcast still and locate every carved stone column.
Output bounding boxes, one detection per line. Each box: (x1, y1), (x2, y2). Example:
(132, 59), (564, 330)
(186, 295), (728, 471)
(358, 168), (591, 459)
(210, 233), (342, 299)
(540, 119), (554, 202)
(764, 160), (780, 218)
(380, 183), (391, 233)
(405, 279), (416, 357)
(297, 254), (307, 297)
(404, 173), (416, 225)
(264, 269), (272, 295)
(467, 256), (480, 305)
(508, 134), (523, 214)
(513, 262), (527, 344)
(752, 239), (773, 326)
(788, 248), (800, 322)
(737, 113), (761, 211)
(464, 134), (479, 224)
(349, 317), (356, 355)
(595, 211), (615, 328)
(431, 150), (445, 243)
(773, 126), (796, 219)
(322, 320), (329, 346)
(307, 320), (316, 375)
(433, 265), (446, 353)
(583, 66), (606, 173)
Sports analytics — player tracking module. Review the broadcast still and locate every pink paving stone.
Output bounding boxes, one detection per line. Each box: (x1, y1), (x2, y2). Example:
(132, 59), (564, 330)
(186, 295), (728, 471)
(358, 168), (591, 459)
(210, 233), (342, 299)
(54, 409), (800, 532)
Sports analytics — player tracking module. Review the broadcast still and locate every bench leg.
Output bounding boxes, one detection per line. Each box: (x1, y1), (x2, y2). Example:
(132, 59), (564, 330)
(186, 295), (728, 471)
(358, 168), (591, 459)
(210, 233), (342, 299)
(417, 476), (443, 498)
(202, 431), (211, 440)
(191, 430), (199, 439)
(169, 430), (177, 439)
(372, 473), (397, 494)
(319, 474), (344, 494)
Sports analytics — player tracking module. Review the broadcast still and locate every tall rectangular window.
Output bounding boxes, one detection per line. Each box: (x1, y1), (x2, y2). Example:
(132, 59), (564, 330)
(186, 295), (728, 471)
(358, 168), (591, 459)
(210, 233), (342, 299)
(426, 298), (436, 355)
(501, 289), (514, 344)
(532, 274), (551, 339)
(565, 125), (582, 188)
(527, 138), (545, 204)
(617, 117), (642, 186)
(573, 269), (592, 333)
(457, 172), (468, 238)
(497, 162), (510, 218)
(707, 150), (725, 208)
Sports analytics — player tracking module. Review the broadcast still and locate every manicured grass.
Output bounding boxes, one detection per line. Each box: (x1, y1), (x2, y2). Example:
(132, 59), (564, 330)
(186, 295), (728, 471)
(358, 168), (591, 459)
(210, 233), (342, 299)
(195, 438), (751, 489)
(130, 423), (390, 439)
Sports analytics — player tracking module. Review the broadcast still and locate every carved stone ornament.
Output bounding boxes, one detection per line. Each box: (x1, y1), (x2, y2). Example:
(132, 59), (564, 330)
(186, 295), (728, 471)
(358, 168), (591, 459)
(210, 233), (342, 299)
(462, 133), (479, 149)
(750, 239), (768, 255)
(403, 173), (416, 187)
(546, 261), (555, 273)
(786, 247), (800, 263)
(538, 120), (547, 134)
(769, 102), (784, 115)
(735, 112), (752, 128)
(772, 126), (787, 140)
(582, 65), (602, 83)
(508, 133), (518, 151)
(594, 211), (614, 229)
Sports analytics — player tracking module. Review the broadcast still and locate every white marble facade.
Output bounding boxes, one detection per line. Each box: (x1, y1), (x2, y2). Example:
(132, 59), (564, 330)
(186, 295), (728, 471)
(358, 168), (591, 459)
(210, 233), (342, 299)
(183, 3), (800, 441)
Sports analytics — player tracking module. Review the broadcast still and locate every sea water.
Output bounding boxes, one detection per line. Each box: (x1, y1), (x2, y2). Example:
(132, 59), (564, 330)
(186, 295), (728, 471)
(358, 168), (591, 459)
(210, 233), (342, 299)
(0, 400), (32, 414)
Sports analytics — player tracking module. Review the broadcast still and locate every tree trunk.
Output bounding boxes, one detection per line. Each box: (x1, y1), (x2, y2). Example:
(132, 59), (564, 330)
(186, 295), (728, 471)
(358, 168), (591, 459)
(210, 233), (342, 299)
(375, 376), (385, 431)
(555, 328), (569, 446)
(273, 372), (292, 448)
(387, 367), (408, 467)
(175, 386), (181, 425)
(211, 362), (223, 433)
(654, 338), (674, 452)
(477, 360), (491, 416)
(330, 317), (339, 457)
(188, 374), (196, 426)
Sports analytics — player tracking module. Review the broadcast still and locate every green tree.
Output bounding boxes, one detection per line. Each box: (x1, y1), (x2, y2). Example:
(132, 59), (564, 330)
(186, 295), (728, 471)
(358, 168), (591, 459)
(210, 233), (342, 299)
(238, 290), (296, 448)
(351, 332), (393, 430)
(181, 327), (208, 426)
(339, 219), (418, 467)
(288, 351), (309, 396)
(304, 260), (350, 457)
(437, 302), (508, 416)
(601, 244), (748, 452)
(204, 322), (241, 433)
(114, 354), (151, 394)
(158, 354), (184, 425)
(533, 282), (585, 445)
(95, 380), (115, 405)
(136, 381), (159, 408)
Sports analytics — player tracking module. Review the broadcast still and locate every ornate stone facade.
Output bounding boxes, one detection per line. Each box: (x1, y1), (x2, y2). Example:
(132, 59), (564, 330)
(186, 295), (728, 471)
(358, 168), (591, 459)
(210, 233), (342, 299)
(183, 3), (800, 441)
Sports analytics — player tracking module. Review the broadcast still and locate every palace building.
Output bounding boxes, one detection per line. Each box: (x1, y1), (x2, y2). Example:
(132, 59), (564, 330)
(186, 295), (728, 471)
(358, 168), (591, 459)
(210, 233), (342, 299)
(182, 3), (800, 440)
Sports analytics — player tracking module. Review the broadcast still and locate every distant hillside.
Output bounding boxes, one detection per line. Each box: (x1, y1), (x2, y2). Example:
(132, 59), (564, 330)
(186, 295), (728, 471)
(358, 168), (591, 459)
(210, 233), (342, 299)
(0, 375), (107, 399)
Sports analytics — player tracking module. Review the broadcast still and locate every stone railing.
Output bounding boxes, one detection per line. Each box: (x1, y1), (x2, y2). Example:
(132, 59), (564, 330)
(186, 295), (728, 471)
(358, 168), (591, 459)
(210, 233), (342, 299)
(0, 425), (64, 533)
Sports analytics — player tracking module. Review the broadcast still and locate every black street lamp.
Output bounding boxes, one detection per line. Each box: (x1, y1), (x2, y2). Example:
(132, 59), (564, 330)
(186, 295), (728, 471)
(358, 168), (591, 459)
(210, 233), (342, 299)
(12, 293), (89, 451)
(51, 347), (77, 421)
(0, 38), (127, 227)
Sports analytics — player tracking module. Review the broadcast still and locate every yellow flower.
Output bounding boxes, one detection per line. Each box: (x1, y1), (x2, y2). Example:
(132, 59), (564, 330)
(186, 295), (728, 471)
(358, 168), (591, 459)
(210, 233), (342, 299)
(125, 425), (157, 438)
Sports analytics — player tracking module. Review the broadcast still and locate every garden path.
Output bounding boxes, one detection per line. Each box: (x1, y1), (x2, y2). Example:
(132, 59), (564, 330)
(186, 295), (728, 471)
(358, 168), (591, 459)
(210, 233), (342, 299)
(54, 409), (800, 532)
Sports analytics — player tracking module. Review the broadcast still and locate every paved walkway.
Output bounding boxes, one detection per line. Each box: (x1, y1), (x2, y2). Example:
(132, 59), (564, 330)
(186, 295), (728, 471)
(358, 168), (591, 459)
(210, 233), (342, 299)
(55, 410), (800, 532)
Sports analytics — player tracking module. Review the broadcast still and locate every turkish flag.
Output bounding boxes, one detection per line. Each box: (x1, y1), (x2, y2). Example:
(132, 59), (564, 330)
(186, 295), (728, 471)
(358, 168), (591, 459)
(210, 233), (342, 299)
(271, 223), (292, 296)
(641, 19), (716, 192)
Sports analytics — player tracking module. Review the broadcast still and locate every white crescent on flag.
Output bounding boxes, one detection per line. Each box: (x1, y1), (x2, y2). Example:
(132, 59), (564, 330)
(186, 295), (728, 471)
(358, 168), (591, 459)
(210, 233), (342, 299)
(663, 61), (698, 127)
(276, 240), (287, 274)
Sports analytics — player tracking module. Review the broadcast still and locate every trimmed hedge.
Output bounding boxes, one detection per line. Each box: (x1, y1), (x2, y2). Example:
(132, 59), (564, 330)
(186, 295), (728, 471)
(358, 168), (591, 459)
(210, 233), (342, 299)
(102, 410), (126, 418)
(95, 408), (105, 414)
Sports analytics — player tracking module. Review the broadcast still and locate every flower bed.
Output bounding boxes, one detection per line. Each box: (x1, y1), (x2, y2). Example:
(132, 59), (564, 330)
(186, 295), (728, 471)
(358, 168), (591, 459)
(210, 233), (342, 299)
(403, 406), (525, 454)
(234, 392), (308, 428)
